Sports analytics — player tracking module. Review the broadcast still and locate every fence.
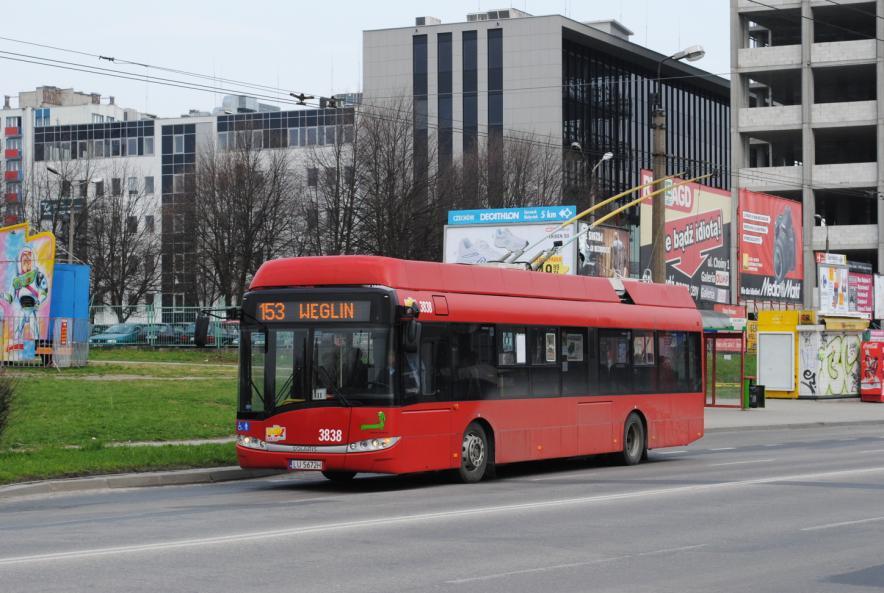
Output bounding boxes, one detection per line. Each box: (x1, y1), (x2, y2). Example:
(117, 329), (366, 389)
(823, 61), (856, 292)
(0, 317), (89, 367)
(89, 305), (238, 348)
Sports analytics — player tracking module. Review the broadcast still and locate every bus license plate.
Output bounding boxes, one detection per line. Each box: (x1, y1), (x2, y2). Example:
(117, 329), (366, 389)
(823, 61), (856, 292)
(289, 459), (323, 471)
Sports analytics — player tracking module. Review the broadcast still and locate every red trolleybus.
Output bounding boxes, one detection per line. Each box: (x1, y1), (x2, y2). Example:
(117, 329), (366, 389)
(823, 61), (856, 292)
(235, 256), (704, 483)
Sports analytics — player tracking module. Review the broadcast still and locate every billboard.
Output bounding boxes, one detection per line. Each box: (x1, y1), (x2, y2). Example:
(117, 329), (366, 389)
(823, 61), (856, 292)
(577, 224), (630, 278)
(738, 189), (803, 304)
(817, 252), (848, 316)
(639, 170), (732, 305)
(0, 223), (56, 360)
(848, 260), (874, 316)
(444, 207), (578, 274)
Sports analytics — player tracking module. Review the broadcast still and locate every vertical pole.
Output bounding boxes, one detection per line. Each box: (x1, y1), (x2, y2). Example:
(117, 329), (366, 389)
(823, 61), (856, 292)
(67, 196), (74, 264)
(651, 107), (667, 284)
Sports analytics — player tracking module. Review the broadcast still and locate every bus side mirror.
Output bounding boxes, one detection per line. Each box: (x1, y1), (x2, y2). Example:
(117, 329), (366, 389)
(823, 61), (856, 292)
(194, 315), (210, 348)
(403, 319), (422, 353)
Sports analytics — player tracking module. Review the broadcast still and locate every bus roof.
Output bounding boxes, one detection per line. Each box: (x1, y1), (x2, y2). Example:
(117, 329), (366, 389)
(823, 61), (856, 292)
(250, 256), (696, 310)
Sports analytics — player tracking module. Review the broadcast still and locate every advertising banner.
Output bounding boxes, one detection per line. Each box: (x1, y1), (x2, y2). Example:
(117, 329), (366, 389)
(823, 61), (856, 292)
(447, 205), (576, 226)
(577, 224), (630, 278)
(0, 223), (56, 361)
(443, 218), (577, 274)
(738, 189), (803, 304)
(639, 170), (732, 306)
(817, 252), (848, 316)
(848, 261), (874, 315)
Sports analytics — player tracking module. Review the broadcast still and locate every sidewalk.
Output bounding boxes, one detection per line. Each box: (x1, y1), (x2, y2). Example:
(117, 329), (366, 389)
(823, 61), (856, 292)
(3, 398), (884, 500)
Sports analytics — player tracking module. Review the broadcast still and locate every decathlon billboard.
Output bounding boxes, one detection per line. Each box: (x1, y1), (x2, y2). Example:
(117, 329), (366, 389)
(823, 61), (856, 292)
(444, 207), (578, 275)
(638, 170), (732, 306)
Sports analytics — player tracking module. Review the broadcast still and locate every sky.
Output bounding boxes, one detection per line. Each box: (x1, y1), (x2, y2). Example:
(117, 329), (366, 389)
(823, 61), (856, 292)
(1, 0), (730, 118)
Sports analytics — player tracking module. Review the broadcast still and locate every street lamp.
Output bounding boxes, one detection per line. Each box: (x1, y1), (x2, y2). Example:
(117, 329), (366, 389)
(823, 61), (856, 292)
(650, 45), (705, 284)
(45, 167), (101, 263)
(570, 142), (613, 221)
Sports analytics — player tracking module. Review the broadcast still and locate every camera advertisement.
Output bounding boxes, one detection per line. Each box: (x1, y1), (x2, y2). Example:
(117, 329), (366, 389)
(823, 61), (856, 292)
(638, 170), (732, 306)
(577, 224), (630, 278)
(738, 189), (804, 304)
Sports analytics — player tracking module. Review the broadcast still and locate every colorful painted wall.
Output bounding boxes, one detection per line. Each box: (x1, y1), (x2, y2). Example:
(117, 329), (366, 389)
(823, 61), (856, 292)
(0, 224), (56, 360)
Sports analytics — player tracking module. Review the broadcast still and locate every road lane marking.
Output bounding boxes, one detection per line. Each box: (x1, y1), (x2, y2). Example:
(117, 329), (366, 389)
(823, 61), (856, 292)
(444, 544), (708, 584)
(3, 466), (884, 567)
(709, 459), (775, 467)
(763, 444), (781, 447)
(656, 450), (688, 455)
(802, 516), (884, 532)
(529, 472), (597, 482)
(857, 449), (884, 454)
(709, 447), (736, 451)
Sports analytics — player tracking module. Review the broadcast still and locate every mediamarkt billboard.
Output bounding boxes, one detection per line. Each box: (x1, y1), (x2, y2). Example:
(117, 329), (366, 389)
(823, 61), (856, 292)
(639, 170), (731, 306)
(738, 189), (803, 304)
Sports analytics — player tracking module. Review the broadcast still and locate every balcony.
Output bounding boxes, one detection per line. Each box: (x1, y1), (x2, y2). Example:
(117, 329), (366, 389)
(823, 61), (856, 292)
(4, 193), (19, 204)
(813, 162), (877, 188)
(739, 105), (801, 132)
(3, 170), (22, 182)
(738, 165), (802, 192)
(3, 127), (20, 137)
(3, 148), (21, 159)
(812, 40), (876, 67)
(737, 45), (801, 71)
(811, 100), (876, 128)
(813, 224), (878, 251)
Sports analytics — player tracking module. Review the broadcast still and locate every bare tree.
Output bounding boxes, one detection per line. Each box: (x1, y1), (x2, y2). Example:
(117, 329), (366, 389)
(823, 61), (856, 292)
(193, 131), (297, 306)
(87, 163), (161, 322)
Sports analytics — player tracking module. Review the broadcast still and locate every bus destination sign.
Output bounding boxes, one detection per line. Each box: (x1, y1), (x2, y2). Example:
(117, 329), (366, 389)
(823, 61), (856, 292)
(257, 300), (372, 323)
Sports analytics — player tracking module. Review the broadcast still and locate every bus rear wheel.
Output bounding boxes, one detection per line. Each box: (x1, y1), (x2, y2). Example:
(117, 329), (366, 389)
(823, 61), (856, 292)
(619, 413), (646, 466)
(322, 471), (356, 483)
(458, 422), (492, 483)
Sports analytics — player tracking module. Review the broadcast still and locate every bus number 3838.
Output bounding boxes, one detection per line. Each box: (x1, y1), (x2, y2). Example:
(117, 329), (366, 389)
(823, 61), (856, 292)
(318, 429), (343, 442)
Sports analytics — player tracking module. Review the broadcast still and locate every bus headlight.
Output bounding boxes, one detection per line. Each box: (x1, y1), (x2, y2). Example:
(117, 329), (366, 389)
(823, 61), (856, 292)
(348, 437), (400, 452)
(237, 435), (267, 450)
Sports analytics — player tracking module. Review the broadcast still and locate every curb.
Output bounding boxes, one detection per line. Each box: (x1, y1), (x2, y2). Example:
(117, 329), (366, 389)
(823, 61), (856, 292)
(706, 419), (884, 433)
(0, 466), (283, 501)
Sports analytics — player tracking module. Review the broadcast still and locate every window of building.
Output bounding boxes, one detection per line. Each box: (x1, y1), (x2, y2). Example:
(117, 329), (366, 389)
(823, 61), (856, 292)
(5, 116), (21, 128)
(288, 128), (299, 147)
(110, 139), (121, 157)
(60, 179), (71, 197)
(107, 116), (115, 123)
(95, 180), (104, 197)
(173, 253), (185, 273)
(306, 168), (318, 187)
(127, 137), (138, 156)
(306, 127), (317, 145)
(78, 181), (88, 198)
(34, 108), (50, 128)
(252, 129), (263, 149)
(143, 137), (155, 155)
(144, 176), (154, 194)
(127, 216), (138, 234)
(145, 293), (155, 307)
(92, 114), (105, 124)
(173, 134), (185, 154)
(5, 160), (21, 172)
(172, 212), (185, 233)
(93, 140), (105, 158)
(111, 178), (122, 196)
(145, 215), (155, 233)
(218, 132), (229, 151)
(6, 137), (21, 151)
(77, 141), (88, 159)
(173, 174), (186, 193)
(128, 177), (138, 195)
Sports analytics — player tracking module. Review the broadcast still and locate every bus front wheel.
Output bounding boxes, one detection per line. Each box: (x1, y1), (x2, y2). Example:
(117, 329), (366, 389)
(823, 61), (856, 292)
(458, 422), (492, 483)
(620, 413), (646, 466)
(322, 471), (356, 483)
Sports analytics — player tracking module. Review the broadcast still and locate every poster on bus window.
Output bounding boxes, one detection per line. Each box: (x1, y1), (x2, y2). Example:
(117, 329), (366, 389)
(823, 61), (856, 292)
(0, 223), (56, 361)
(638, 170), (731, 306)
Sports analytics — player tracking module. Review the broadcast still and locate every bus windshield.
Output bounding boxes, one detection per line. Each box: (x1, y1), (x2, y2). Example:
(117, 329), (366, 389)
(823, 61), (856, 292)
(241, 326), (393, 413)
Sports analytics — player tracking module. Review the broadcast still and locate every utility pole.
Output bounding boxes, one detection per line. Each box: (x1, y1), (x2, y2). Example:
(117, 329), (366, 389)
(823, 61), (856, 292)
(651, 107), (667, 284)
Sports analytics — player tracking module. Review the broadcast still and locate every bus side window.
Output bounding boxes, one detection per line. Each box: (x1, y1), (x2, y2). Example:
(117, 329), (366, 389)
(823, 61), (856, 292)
(598, 329), (631, 395)
(452, 324), (498, 400)
(416, 324), (451, 402)
(498, 326), (528, 397)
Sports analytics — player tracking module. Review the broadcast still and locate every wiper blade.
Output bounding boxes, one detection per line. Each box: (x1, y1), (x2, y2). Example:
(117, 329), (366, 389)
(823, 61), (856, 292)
(317, 366), (361, 406)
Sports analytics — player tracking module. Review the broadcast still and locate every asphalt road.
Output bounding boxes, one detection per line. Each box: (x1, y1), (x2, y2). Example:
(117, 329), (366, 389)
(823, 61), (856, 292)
(3, 426), (884, 593)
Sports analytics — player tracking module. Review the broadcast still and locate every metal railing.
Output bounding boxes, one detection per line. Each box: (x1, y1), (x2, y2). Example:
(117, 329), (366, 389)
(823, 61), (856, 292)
(88, 306), (238, 348)
(0, 317), (89, 367)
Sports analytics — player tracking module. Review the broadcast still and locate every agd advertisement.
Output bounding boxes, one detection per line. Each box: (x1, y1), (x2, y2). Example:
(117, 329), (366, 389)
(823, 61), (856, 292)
(738, 189), (803, 305)
(639, 170), (731, 306)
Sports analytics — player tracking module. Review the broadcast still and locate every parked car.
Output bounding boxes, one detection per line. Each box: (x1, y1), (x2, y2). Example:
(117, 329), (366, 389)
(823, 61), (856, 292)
(90, 324), (109, 336)
(89, 324), (146, 345)
(174, 323), (196, 345)
(192, 320), (239, 347)
(144, 323), (178, 345)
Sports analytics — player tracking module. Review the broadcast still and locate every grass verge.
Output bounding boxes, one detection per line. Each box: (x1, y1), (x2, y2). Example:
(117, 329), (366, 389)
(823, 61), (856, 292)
(0, 443), (235, 485)
(88, 347), (238, 365)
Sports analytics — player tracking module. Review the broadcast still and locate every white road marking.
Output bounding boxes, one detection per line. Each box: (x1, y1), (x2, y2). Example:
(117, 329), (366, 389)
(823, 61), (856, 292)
(709, 458), (775, 467)
(801, 516), (884, 532)
(763, 444), (782, 447)
(857, 449), (884, 454)
(709, 447), (736, 451)
(444, 544), (708, 584)
(656, 450), (688, 455)
(529, 472), (597, 482)
(3, 466), (884, 567)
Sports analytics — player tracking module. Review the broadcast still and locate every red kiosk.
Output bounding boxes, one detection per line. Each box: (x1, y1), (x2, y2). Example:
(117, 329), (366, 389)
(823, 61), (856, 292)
(860, 331), (884, 403)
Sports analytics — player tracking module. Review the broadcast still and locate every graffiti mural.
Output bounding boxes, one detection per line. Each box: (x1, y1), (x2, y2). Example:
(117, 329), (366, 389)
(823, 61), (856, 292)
(799, 330), (860, 396)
